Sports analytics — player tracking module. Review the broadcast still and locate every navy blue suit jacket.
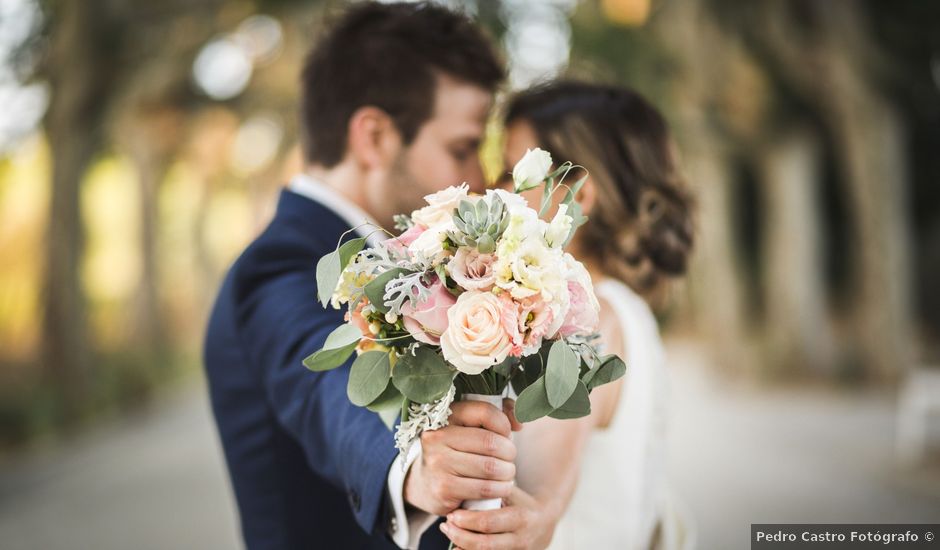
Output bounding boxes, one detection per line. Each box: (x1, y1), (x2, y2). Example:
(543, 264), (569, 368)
(204, 189), (447, 549)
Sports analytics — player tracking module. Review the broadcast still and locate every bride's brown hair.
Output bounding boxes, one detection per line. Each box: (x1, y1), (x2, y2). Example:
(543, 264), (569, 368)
(505, 80), (695, 298)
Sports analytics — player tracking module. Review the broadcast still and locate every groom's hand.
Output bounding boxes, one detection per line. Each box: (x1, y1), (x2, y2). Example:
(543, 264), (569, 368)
(404, 400), (517, 516)
(440, 486), (557, 550)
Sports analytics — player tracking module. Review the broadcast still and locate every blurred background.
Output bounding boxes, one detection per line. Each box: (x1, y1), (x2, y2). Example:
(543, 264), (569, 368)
(0, 0), (938, 548)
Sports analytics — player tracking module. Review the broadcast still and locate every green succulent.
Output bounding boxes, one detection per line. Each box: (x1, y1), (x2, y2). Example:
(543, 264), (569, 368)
(449, 194), (509, 254)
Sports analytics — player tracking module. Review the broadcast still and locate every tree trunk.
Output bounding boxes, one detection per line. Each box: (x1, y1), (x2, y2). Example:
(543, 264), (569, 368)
(756, 128), (836, 375)
(40, 0), (112, 416)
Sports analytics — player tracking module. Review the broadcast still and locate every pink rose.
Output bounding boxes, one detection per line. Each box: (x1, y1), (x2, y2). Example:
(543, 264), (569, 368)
(449, 247), (497, 291)
(498, 293), (555, 357)
(386, 224), (426, 256)
(400, 279), (456, 345)
(558, 280), (600, 337)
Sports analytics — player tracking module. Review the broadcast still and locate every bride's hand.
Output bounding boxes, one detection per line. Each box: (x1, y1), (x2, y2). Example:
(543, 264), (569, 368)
(439, 486), (558, 550)
(404, 401), (517, 516)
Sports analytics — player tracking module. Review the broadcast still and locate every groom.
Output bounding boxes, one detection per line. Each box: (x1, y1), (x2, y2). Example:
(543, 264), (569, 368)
(205, 3), (553, 549)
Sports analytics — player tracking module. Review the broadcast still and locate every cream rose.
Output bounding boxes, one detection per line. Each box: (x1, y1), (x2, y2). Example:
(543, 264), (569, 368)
(440, 291), (514, 375)
(411, 184), (469, 227)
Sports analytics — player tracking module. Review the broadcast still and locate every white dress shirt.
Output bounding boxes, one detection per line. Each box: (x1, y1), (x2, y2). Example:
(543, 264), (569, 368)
(288, 174), (437, 549)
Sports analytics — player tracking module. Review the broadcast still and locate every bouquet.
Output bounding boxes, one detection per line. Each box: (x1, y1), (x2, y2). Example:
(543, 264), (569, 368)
(304, 148), (626, 506)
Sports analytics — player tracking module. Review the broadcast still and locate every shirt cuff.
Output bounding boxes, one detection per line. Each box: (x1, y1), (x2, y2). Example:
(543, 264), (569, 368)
(386, 440), (439, 549)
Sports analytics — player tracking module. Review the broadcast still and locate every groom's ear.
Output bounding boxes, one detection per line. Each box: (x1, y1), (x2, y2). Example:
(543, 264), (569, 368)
(346, 106), (402, 170)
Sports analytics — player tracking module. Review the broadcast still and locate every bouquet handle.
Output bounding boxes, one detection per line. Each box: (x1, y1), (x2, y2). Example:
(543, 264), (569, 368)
(460, 393), (510, 511)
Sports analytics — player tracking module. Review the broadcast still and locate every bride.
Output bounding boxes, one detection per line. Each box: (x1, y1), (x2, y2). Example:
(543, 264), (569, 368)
(502, 80), (696, 550)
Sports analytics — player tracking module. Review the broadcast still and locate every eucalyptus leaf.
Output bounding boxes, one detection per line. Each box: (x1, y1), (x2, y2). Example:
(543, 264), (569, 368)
(347, 351), (392, 406)
(545, 340), (580, 408)
(584, 354), (627, 391)
(393, 347), (455, 402)
(315, 251), (340, 307)
(315, 237), (366, 307)
(302, 323), (362, 371)
(365, 377), (402, 411)
(512, 348), (546, 395)
(514, 376), (554, 422)
(363, 267), (409, 313)
(339, 237), (367, 269)
(548, 380), (591, 419)
(365, 377), (403, 430)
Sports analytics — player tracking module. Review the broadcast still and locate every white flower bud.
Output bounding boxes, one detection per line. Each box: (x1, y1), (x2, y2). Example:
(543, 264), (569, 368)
(512, 148), (553, 192)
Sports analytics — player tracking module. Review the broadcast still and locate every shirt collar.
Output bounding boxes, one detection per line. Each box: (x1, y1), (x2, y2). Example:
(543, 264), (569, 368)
(287, 173), (385, 248)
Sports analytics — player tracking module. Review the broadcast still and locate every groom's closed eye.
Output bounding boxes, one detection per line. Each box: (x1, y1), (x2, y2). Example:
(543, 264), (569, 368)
(448, 138), (481, 163)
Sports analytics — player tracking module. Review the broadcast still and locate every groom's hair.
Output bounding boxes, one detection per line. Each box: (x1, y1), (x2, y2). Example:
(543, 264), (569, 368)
(300, 1), (504, 167)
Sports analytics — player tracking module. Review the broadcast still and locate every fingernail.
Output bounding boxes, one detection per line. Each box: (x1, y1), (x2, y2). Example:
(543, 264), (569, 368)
(440, 522), (449, 534)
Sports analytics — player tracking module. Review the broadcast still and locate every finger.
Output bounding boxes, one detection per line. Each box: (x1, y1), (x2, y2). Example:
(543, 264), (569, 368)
(447, 507), (524, 534)
(441, 521), (515, 550)
(502, 485), (536, 508)
(432, 425), (516, 461)
(445, 476), (514, 503)
(503, 398), (524, 432)
(449, 400), (512, 437)
(445, 447), (516, 481)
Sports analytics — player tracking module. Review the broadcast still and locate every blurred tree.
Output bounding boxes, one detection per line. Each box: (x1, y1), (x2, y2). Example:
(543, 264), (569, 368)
(38, 0), (117, 414)
(34, 0), (229, 417)
(568, 0), (931, 382)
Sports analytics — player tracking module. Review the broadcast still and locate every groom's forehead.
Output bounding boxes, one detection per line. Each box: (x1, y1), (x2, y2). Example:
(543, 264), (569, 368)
(426, 75), (492, 134)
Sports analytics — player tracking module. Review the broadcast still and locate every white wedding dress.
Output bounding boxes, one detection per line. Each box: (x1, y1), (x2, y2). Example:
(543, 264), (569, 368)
(516, 279), (696, 550)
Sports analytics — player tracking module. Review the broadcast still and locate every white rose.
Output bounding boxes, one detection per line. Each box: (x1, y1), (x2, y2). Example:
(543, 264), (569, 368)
(512, 148), (553, 192)
(440, 291), (513, 375)
(411, 184), (469, 227)
(407, 220), (454, 262)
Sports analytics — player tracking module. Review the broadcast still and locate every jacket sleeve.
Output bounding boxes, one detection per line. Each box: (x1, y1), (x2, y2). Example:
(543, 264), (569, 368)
(233, 247), (397, 535)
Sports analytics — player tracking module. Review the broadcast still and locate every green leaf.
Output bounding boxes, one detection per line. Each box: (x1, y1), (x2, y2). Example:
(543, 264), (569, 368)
(548, 380), (591, 419)
(315, 237), (366, 307)
(302, 324), (362, 371)
(545, 340), (580, 408)
(491, 357), (516, 379)
(339, 237), (367, 269)
(363, 267), (408, 313)
(347, 351), (392, 406)
(392, 347), (455, 402)
(561, 173), (588, 208)
(539, 179), (555, 217)
(511, 348), (546, 395)
(366, 378), (402, 411)
(584, 354), (626, 391)
(365, 373), (403, 430)
(316, 251), (341, 307)
(562, 201), (588, 248)
(514, 376), (554, 422)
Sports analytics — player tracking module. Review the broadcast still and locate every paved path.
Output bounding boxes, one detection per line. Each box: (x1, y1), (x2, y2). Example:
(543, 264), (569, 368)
(665, 341), (940, 549)
(0, 342), (937, 549)
(0, 381), (240, 550)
